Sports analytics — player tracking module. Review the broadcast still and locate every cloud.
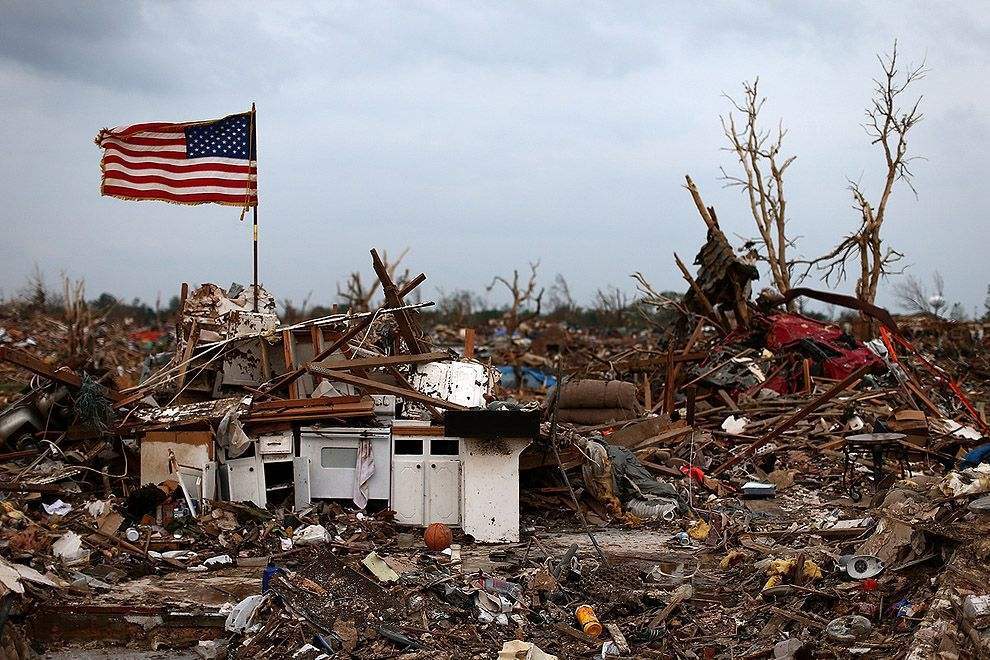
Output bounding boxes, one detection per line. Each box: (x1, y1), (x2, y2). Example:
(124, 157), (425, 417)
(0, 1), (988, 314)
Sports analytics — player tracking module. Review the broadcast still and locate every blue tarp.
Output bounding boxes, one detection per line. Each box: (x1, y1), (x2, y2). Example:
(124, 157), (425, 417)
(496, 365), (557, 390)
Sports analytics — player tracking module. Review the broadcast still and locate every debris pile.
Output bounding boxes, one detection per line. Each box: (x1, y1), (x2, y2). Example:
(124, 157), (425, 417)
(0, 245), (989, 658)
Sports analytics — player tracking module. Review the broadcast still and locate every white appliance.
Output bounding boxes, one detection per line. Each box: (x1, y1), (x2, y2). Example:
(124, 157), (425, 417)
(391, 435), (462, 527)
(297, 427), (391, 504)
(460, 437), (530, 543)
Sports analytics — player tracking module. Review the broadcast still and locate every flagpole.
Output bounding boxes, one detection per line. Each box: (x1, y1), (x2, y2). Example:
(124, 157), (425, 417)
(250, 102), (258, 312)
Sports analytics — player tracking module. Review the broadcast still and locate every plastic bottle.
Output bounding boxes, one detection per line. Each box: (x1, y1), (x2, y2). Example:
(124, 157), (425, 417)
(575, 604), (602, 638)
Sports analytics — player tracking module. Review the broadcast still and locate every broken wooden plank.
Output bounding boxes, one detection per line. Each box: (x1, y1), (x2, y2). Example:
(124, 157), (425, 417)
(311, 351), (448, 372)
(371, 248), (424, 354)
(305, 366), (467, 411)
(251, 395), (363, 412)
(0, 347), (123, 401)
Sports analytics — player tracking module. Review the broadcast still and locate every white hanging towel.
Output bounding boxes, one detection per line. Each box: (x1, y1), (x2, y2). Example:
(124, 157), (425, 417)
(353, 437), (375, 509)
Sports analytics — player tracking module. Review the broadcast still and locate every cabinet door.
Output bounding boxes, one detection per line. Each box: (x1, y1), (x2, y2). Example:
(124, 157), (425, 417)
(293, 457), (311, 511)
(426, 459), (461, 525)
(391, 459), (425, 525)
(225, 457), (263, 507)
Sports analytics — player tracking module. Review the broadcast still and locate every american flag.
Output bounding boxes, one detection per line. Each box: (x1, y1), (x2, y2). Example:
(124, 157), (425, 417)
(95, 111), (257, 207)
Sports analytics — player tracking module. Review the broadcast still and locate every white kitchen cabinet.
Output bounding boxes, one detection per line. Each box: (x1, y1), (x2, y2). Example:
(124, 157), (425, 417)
(391, 437), (461, 526)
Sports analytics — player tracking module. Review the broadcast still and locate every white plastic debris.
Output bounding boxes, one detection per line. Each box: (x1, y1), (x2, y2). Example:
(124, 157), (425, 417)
(86, 500), (108, 518)
(147, 550), (198, 561)
(0, 560), (25, 594)
(846, 415), (865, 431)
(721, 415), (750, 435)
(52, 531), (87, 564)
(203, 554), (234, 568)
(225, 594), (267, 633)
(292, 524), (330, 546)
(946, 419), (983, 441)
(43, 500), (72, 516)
(0, 556), (62, 594)
(280, 537), (293, 551)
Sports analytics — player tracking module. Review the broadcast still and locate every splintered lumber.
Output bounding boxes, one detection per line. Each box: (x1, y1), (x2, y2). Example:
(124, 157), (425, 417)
(310, 351), (448, 371)
(259, 275), (427, 398)
(0, 347), (124, 401)
(711, 363), (872, 476)
(371, 248), (424, 354)
(685, 175), (717, 230)
(246, 396), (375, 422)
(251, 395), (362, 411)
(649, 583), (693, 628)
(305, 366), (467, 411)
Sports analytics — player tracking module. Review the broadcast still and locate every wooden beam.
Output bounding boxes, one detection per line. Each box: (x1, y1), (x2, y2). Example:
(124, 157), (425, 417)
(174, 321), (200, 393)
(463, 328), (475, 359)
(0, 347), (124, 401)
(0, 346), (82, 388)
(310, 351), (448, 372)
(259, 316), (374, 396)
(684, 175), (717, 230)
(306, 366), (467, 411)
(281, 329), (298, 399)
(370, 248), (423, 353)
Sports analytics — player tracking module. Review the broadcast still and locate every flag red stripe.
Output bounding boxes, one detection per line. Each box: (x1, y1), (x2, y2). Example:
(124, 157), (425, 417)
(109, 136), (187, 147)
(106, 171), (254, 189)
(102, 154), (256, 174)
(102, 185), (257, 205)
(112, 123), (188, 136)
(103, 144), (187, 159)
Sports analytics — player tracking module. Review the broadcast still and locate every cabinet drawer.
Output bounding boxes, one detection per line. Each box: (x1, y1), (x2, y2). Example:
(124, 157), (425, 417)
(258, 433), (293, 455)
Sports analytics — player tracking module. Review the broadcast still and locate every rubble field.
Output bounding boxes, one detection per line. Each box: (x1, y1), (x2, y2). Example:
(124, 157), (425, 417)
(0, 244), (989, 660)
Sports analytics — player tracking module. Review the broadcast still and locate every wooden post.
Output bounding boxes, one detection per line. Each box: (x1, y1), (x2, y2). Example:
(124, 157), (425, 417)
(463, 328), (475, 359)
(282, 330), (297, 399)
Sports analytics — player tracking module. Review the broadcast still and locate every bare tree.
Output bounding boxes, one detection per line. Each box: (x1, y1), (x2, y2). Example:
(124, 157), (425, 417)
(486, 261), (544, 334)
(894, 271), (945, 316)
(721, 79), (797, 302)
(434, 288), (483, 327)
(803, 42), (926, 305)
(280, 291), (314, 324)
(336, 247), (410, 312)
(594, 285), (630, 329)
(548, 273), (576, 314)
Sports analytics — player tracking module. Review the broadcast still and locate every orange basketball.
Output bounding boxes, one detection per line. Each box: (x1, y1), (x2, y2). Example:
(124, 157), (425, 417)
(424, 522), (453, 551)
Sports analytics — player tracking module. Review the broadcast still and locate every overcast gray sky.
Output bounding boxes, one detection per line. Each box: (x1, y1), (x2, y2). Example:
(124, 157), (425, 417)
(1, 2), (988, 315)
